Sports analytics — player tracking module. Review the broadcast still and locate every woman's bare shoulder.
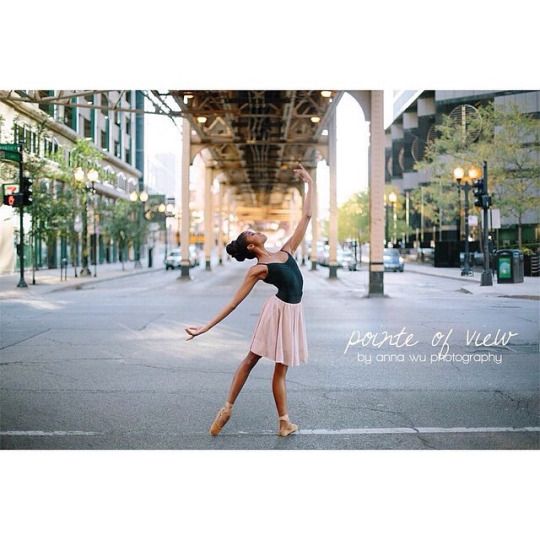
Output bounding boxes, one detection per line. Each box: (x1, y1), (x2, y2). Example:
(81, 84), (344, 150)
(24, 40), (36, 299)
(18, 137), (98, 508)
(279, 243), (292, 255)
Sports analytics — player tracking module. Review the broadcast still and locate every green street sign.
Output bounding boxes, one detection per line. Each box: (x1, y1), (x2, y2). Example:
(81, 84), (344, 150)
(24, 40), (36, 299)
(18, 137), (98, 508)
(0, 143), (19, 152)
(0, 150), (21, 163)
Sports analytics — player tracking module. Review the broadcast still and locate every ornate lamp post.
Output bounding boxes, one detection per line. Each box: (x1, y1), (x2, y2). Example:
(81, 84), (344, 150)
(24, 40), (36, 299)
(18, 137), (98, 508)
(74, 166), (99, 277)
(388, 191), (397, 246)
(453, 165), (481, 276)
(383, 193), (388, 247)
(130, 189), (148, 268)
(165, 203), (174, 260)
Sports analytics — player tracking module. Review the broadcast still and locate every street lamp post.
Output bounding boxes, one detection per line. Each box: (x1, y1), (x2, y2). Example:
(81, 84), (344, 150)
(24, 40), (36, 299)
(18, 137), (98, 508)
(456, 182), (462, 242)
(165, 203), (174, 260)
(479, 161), (493, 286)
(74, 166), (98, 277)
(91, 181), (98, 278)
(389, 191), (397, 246)
(130, 189), (148, 268)
(454, 166), (481, 277)
(383, 193), (388, 247)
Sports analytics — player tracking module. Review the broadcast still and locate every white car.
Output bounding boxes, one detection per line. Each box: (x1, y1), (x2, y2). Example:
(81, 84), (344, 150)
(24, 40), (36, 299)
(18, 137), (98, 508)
(165, 246), (199, 269)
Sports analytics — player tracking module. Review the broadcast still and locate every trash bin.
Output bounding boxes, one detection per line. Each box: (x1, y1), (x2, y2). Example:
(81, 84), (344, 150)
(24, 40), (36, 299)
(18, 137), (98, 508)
(496, 249), (524, 284)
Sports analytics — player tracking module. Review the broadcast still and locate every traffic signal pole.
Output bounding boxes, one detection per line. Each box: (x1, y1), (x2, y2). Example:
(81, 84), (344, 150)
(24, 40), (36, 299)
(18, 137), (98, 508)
(480, 161), (493, 286)
(17, 144), (28, 287)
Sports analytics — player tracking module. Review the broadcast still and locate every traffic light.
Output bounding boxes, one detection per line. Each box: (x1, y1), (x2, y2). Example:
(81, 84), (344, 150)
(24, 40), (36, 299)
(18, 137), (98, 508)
(21, 176), (33, 206)
(3, 192), (23, 207)
(472, 179), (485, 208)
(473, 178), (492, 209)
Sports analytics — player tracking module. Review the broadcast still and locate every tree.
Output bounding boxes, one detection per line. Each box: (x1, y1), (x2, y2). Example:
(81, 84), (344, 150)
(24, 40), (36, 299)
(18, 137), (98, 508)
(0, 116), (69, 270)
(477, 104), (540, 248)
(408, 181), (458, 242)
(415, 102), (540, 249)
(338, 191), (370, 244)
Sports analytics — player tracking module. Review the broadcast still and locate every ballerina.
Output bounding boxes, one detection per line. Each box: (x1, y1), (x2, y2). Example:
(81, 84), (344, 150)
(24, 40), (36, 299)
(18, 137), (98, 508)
(185, 163), (313, 437)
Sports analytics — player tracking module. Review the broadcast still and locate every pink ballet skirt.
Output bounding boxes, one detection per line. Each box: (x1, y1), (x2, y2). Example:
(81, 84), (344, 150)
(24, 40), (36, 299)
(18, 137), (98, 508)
(249, 294), (309, 367)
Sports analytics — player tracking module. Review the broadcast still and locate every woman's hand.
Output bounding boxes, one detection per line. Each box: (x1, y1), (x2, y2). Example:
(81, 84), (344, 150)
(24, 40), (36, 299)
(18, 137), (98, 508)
(293, 162), (313, 184)
(185, 325), (208, 341)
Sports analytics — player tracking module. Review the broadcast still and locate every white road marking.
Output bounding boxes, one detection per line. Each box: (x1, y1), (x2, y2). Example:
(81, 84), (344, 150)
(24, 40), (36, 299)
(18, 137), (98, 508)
(0, 430), (101, 436)
(1, 427), (538, 437)
(298, 427), (540, 435)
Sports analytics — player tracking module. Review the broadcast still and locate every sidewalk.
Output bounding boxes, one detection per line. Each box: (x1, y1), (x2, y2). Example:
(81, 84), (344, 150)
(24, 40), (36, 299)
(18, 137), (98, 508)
(404, 260), (540, 299)
(0, 259), (164, 296)
(0, 251), (225, 297)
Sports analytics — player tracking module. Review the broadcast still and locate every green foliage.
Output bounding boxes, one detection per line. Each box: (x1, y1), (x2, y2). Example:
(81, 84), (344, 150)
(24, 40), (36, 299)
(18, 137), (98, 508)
(1, 123), (147, 267)
(102, 199), (149, 259)
(338, 191), (370, 243)
(414, 102), (540, 247)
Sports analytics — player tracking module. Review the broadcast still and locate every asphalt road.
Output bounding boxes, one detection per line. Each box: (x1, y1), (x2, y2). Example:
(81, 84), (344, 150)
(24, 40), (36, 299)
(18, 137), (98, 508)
(1, 260), (538, 449)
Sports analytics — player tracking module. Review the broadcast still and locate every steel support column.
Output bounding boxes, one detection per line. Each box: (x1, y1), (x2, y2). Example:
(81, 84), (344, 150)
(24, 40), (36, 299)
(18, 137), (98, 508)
(204, 165), (214, 271)
(178, 117), (192, 280)
(328, 108), (338, 279)
(309, 167), (318, 271)
(217, 179), (224, 265)
(368, 90), (385, 296)
(226, 187), (231, 260)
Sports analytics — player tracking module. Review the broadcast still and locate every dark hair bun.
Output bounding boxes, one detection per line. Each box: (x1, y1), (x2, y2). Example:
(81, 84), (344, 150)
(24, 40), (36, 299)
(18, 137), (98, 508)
(226, 239), (246, 262)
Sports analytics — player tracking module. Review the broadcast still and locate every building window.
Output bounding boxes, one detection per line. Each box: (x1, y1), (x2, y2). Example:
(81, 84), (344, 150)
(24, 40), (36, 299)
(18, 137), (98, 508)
(44, 138), (55, 157)
(13, 123), (24, 145)
(125, 91), (132, 105)
(31, 131), (40, 155)
(126, 116), (131, 135)
(38, 90), (54, 116)
(83, 117), (92, 139)
(125, 147), (131, 164)
(115, 110), (121, 127)
(114, 140), (120, 158)
(101, 129), (108, 151)
(21, 126), (33, 153)
(63, 105), (74, 128)
(101, 93), (109, 117)
(43, 138), (59, 158)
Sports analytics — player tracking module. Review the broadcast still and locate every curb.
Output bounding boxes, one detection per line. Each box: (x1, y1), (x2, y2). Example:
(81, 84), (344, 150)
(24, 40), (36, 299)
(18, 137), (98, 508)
(405, 266), (486, 284)
(46, 267), (164, 293)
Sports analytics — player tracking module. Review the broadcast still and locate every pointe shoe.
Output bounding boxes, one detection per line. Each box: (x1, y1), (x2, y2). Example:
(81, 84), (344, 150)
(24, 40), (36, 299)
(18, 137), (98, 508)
(278, 419), (299, 437)
(209, 406), (232, 436)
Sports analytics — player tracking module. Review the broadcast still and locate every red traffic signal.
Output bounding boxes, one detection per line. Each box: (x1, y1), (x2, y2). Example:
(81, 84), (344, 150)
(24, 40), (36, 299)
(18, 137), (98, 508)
(3, 193), (23, 207)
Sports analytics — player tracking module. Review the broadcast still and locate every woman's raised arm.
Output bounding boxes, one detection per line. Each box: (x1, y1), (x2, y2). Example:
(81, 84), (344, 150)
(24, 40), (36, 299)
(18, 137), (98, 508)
(281, 163), (313, 254)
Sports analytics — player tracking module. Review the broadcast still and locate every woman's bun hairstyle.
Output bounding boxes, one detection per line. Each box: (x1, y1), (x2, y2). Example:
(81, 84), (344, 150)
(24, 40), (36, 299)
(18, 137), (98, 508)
(226, 232), (256, 262)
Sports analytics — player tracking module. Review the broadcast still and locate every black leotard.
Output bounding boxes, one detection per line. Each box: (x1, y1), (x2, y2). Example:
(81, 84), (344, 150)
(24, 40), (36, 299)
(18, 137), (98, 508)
(256, 249), (303, 304)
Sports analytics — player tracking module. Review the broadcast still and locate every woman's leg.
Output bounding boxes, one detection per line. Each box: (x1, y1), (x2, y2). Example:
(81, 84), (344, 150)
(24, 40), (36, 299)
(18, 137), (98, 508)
(225, 350), (261, 405)
(210, 350), (261, 436)
(272, 362), (298, 436)
(272, 362), (289, 416)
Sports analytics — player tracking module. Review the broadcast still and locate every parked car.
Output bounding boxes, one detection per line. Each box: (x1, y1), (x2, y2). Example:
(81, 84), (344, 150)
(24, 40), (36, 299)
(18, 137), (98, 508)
(338, 247), (357, 270)
(418, 247), (434, 263)
(165, 246), (199, 270)
(317, 245), (329, 265)
(315, 245), (356, 270)
(383, 248), (404, 272)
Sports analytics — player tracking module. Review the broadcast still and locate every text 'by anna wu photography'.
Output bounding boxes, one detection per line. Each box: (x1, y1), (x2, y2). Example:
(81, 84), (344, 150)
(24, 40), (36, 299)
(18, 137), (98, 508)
(343, 328), (520, 366)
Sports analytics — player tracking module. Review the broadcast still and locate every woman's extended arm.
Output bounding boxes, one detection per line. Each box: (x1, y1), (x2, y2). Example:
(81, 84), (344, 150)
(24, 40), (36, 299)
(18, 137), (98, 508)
(185, 266), (263, 340)
(282, 163), (313, 254)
